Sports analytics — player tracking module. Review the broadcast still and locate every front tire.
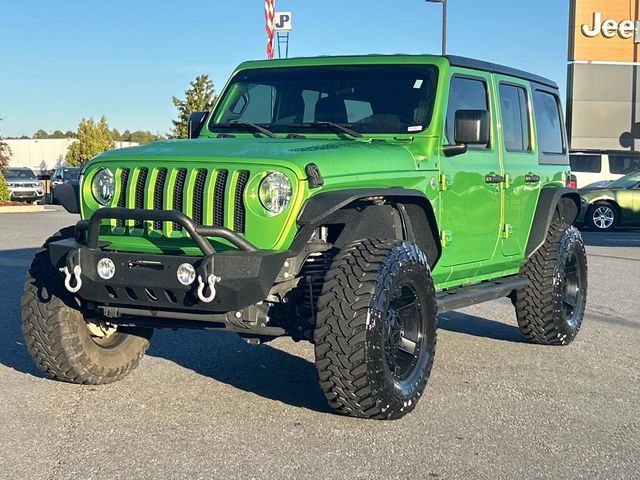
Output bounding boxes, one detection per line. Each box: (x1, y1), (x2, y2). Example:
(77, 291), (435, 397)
(514, 216), (588, 345)
(20, 227), (152, 384)
(314, 239), (437, 420)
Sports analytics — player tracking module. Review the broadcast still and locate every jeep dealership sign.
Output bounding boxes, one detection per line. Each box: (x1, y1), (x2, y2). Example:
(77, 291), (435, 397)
(567, 0), (639, 152)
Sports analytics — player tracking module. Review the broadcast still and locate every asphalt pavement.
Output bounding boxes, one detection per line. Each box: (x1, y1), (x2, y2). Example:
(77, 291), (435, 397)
(0, 207), (638, 480)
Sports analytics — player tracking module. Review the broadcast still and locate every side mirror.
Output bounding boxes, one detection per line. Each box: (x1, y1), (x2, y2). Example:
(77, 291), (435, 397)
(187, 111), (210, 139)
(454, 109), (490, 145)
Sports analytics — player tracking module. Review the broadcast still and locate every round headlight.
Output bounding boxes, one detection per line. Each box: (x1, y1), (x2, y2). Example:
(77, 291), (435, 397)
(91, 168), (115, 206)
(259, 172), (292, 215)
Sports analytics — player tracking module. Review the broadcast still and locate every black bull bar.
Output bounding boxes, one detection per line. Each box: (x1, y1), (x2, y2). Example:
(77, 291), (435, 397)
(49, 208), (289, 313)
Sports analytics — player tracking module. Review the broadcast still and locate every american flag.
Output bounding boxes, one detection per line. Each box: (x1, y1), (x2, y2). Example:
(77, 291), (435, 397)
(265, 0), (275, 59)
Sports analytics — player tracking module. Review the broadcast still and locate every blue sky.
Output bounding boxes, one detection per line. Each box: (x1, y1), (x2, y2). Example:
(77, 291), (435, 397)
(0, 0), (569, 137)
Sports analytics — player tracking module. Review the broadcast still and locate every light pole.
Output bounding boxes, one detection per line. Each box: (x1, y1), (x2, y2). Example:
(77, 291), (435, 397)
(426, 0), (447, 56)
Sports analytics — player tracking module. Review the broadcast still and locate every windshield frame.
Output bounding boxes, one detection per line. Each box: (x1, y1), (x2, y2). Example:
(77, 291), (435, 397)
(207, 63), (440, 137)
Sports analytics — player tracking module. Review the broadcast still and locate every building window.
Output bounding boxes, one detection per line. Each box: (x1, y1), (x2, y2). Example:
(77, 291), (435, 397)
(533, 90), (565, 155)
(499, 84), (531, 152)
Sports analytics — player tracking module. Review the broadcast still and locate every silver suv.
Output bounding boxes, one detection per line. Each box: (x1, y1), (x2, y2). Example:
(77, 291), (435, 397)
(3, 167), (44, 203)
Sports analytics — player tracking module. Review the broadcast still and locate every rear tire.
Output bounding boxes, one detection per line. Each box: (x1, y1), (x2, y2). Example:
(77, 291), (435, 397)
(514, 215), (588, 345)
(20, 227), (152, 384)
(314, 239), (437, 420)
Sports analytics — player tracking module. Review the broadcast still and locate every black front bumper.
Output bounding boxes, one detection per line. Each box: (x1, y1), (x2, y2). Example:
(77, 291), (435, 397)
(49, 208), (289, 313)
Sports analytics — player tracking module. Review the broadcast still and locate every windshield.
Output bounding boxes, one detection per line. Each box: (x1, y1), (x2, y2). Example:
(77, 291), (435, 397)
(209, 64), (439, 136)
(609, 171), (640, 189)
(3, 169), (36, 180)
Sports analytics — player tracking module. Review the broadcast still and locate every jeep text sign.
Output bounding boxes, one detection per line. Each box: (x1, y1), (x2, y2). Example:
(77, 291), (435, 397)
(569, 0), (639, 62)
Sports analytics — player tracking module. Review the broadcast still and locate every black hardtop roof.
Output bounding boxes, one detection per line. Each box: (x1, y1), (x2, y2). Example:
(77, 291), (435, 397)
(251, 54), (559, 90)
(445, 55), (558, 89)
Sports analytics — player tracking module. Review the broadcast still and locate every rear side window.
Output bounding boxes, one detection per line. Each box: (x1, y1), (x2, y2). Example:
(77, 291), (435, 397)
(570, 154), (602, 173)
(609, 154), (640, 175)
(446, 76), (490, 148)
(499, 84), (530, 152)
(533, 91), (565, 155)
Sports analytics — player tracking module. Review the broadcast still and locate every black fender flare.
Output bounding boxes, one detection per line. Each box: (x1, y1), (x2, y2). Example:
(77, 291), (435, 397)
(525, 187), (581, 258)
(291, 188), (442, 268)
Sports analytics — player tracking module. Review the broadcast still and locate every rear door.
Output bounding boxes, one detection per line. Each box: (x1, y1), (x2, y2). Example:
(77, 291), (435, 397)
(438, 72), (502, 280)
(495, 77), (541, 257)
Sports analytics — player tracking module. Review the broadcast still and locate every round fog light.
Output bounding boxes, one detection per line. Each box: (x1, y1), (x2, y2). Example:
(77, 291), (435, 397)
(97, 258), (115, 280)
(177, 263), (196, 286)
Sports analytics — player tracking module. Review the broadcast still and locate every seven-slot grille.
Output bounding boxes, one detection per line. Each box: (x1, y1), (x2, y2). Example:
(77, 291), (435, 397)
(112, 167), (250, 234)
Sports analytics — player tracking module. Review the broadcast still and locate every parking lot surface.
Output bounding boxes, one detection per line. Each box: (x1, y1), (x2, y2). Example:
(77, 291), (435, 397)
(0, 207), (638, 480)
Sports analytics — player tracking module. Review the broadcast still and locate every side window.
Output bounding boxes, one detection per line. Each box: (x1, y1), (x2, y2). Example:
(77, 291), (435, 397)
(608, 154), (640, 175)
(499, 84), (531, 152)
(446, 76), (490, 148)
(570, 154), (602, 173)
(533, 90), (565, 155)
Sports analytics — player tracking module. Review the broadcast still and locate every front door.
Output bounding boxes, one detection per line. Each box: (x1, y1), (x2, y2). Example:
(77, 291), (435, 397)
(438, 72), (502, 281)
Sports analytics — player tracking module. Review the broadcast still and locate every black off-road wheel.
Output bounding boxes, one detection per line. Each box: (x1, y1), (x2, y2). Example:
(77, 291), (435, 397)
(514, 215), (588, 345)
(20, 227), (153, 384)
(314, 239), (437, 420)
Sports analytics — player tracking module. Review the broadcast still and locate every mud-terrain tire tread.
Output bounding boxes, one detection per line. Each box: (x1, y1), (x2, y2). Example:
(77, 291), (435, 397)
(21, 227), (151, 384)
(314, 239), (437, 420)
(515, 215), (587, 345)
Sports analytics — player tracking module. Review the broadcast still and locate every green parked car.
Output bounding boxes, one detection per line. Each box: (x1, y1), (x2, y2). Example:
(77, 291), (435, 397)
(578, 171), (640, 231)
(21, 55), (587, 419)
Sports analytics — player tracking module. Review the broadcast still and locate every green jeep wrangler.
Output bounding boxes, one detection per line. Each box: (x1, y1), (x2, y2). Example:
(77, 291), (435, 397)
(21, 55), (587, 420)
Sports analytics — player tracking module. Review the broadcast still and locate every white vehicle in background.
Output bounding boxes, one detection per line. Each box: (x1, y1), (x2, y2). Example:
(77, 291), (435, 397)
(2, 167), (44, 203)
(570, 150), (640, 188)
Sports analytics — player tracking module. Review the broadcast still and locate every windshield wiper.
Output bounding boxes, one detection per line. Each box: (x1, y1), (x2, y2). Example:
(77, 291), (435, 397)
(212, 122), (277, 139)
(292, 122), (363, 139)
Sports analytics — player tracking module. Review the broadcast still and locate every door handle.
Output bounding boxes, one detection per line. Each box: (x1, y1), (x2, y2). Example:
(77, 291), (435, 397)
(525, 174), (541, 183)
(485, 174), (505, 184)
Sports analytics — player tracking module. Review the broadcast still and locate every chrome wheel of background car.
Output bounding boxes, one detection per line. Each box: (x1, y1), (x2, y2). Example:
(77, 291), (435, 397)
(591, 206), (615, 230)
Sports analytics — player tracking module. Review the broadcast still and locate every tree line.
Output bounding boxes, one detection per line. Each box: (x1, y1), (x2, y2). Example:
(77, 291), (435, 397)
(2, 73), (217, 167)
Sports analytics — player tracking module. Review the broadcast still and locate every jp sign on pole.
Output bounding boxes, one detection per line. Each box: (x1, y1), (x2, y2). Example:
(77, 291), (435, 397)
(274, 12), (293, 31)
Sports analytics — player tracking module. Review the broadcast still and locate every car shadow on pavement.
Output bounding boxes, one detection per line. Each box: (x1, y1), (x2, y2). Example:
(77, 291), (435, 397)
(438, 311), (524, 343)
(0, 248), (45, 378)
(148, 329), (332, 414)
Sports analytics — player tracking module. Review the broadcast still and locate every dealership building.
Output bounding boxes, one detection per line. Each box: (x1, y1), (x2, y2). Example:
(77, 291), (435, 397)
(5, 139), (138, 173)
(568, 0), (640, 183)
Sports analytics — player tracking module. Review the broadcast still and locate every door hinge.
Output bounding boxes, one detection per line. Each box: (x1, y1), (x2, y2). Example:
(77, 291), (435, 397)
(502, 223), (513, 239)
(438, 173), (447, 191)
(502, 173), (510, 189)
(440, 229), (453, 247)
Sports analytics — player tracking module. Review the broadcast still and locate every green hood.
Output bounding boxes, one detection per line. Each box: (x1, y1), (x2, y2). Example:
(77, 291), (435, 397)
(94, 137), (419, 180)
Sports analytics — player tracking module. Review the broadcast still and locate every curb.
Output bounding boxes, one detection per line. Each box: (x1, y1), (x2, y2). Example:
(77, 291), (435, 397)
(0, 205), (46, 213)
